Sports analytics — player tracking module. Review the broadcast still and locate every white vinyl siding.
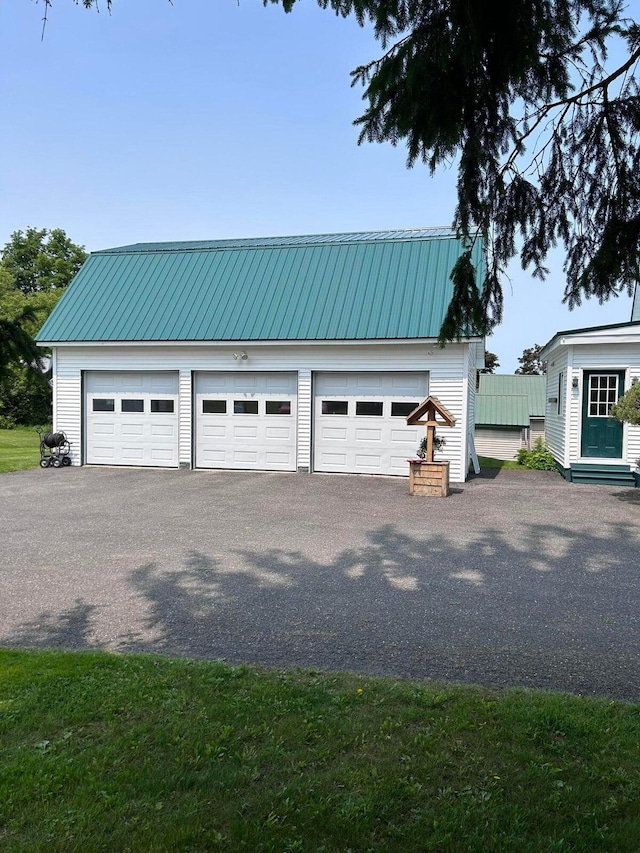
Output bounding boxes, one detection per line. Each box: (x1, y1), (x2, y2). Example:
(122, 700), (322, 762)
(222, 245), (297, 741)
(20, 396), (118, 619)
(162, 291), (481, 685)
(529, 418), (545, 445)
(51, 341), (476, 481)
(544, 348), (569, 467)
(474, 427), (524, 460)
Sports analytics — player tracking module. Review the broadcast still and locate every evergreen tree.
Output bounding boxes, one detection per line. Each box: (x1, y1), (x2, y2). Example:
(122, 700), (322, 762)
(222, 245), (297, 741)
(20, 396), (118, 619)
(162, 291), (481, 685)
(68, 3), (640, 340)
(516, 344), (546, 375)
(480, 351), (500, 374)
(610, 381), (640, 426)
(262, 0), (640, 341)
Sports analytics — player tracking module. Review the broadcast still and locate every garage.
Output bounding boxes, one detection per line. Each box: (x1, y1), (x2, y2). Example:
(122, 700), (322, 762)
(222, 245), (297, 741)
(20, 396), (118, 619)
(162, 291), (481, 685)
(313, 372), (428, 475)
(195, 372), (297, 470)
(85, 371), (178, 467)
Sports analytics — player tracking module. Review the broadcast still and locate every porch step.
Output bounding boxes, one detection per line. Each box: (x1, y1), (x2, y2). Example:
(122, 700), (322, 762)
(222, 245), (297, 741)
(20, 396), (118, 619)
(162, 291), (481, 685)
(570, 463), (637, 487)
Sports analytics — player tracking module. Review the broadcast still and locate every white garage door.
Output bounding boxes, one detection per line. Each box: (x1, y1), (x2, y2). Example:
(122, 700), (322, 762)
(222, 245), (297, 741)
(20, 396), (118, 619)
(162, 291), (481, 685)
(314, 372), (428, 475)
(85, 371), (178, 467)
(195, 372), (297, 471)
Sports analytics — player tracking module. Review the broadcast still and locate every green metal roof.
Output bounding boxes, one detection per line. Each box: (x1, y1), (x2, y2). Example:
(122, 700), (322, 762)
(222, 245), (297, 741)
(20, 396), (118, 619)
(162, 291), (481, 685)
(37, 229), (485, 343)
(477, 374), (546, 417)
(475, 394), (530, 427)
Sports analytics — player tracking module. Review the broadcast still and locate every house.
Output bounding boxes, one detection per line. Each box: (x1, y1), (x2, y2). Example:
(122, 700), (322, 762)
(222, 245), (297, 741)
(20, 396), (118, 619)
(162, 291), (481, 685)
(474, 374), (546, 460)
(36, 229), (486, 482)
(539, 315), (640, 486)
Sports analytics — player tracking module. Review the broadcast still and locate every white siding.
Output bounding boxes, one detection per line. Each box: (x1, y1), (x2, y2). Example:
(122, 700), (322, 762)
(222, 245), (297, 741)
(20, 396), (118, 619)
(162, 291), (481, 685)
(529, 418), (545, 446)
(297, 369), (312, 472)
(53, 361), (82, 466)
(544, 348), (569, 467)
(179, 370), (192, 466)
(474, 428), (524, 460)
(52, 341), (475, 481)
(465, 343), (478, 476)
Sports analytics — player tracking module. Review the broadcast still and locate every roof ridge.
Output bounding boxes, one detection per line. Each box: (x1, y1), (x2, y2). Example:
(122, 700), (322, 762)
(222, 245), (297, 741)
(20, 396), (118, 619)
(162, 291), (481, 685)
(94, 227), (458, 255)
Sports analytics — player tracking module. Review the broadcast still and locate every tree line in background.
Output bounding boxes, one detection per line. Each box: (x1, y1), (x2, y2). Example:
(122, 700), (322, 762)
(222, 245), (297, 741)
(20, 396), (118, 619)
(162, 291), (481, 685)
(0, 228), (86, 426)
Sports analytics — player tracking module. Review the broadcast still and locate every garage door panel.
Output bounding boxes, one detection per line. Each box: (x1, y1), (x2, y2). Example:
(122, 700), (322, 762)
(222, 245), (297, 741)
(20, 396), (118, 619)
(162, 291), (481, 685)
(356, 428), (382, 441)
(314, 371), (428, 476)
(86, 371), (178, 467)
(234, 425), (258, 439)
(195, 372), (297, 471)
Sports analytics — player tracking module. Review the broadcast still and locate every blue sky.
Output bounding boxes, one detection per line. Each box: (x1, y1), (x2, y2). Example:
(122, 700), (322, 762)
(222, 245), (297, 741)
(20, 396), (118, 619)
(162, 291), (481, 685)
(2, 0), (633, 370)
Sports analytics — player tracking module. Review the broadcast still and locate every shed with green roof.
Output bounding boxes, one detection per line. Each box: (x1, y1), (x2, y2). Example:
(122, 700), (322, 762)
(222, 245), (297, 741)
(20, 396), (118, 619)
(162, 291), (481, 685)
(474, 374), (547, 460)
(37, 228), (485, 481)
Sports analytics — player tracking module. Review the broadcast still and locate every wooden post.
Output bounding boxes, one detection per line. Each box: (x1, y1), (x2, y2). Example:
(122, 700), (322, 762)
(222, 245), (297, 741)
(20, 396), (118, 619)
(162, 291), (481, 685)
(426, 423), (434, 461)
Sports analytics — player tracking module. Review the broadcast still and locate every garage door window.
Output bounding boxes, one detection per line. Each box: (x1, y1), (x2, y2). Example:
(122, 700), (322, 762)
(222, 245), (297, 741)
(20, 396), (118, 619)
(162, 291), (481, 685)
(234, 400), (259, 414)
(151, 399), (174, 413)
(203, 400), (226, 414)
(121, 399), (144, 413)
(356, 401), (383, 416)
(322, 400), (348, 415)
(265, 400), (291, 415)
(93, 398), (115, 412)
(391, 401), (420, 417)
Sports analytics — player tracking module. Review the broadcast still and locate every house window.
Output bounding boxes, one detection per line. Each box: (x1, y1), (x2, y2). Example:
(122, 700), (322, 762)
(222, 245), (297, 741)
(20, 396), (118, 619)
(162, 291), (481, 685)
(588, 374), (619, 417)
(203, 400), (227, 414)
(151, 399), (174, 413)
(322, 400), (348, 415)
(234, 400), (259, 414)
(121, 399), (144, 413)
(391, 401), (419, 417)
(265, 400), (291, 415)
(356, 401), (383, 416)
(92, 398), (114, 412)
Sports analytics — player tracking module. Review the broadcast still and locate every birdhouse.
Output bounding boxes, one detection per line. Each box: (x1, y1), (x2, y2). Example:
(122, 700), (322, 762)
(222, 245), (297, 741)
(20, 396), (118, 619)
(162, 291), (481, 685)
(406, 395), (456, 462)
(406, 396), (456, 496)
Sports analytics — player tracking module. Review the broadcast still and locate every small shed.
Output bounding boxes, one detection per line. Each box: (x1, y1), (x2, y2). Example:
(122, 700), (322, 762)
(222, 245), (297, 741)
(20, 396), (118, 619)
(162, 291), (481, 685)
(539, 319), (640, 486)
(474, 374), (546, 460)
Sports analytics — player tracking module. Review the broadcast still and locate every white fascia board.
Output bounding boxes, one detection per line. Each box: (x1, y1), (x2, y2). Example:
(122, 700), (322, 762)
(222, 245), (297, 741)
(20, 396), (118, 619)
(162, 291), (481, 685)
(38, 337), (484, 348)
(557, 333), (640, 346)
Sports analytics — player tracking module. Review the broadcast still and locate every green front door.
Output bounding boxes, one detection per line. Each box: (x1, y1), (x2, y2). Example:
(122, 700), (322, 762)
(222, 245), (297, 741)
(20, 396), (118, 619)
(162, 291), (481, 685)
(581, 371), (624, 458)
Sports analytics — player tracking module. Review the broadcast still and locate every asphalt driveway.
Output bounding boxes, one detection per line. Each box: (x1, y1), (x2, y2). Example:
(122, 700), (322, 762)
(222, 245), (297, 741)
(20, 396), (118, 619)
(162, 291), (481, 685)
(1, 466), (638, 700)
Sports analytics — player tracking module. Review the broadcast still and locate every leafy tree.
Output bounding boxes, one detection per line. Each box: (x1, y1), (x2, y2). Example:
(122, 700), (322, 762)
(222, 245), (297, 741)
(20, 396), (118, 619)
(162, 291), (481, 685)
(610, 381), (640, 425)
(0, 271), (41, 382)
(1, 228), (87, 295)
(515, 344), (546, 375)
(0, 229), (82, 423)
(480, 350), (500, 374)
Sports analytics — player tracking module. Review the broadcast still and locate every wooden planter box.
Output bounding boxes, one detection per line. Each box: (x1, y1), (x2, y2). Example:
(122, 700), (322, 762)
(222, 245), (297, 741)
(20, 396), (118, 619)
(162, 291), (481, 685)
(408, 460), (450, 497)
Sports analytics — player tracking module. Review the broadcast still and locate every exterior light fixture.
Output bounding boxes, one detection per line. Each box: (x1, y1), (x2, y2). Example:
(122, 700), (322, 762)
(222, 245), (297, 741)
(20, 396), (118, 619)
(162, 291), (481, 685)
(232, 351), (248, 361)
(572, 376), (579, 389)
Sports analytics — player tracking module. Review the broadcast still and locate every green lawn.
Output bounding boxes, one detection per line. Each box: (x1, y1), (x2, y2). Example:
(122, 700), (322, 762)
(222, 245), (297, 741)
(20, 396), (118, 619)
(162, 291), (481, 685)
(0, 427), (42, 473)
(478, 455), (524, 470)
(0, 650), (638, 852)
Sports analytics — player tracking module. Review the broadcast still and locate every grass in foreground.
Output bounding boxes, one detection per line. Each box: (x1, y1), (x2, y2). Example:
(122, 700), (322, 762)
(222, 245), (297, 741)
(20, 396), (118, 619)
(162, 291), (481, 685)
(0, 650), (639, 852)
(478, 454), (524, 470)
(0, 427), (42, 473)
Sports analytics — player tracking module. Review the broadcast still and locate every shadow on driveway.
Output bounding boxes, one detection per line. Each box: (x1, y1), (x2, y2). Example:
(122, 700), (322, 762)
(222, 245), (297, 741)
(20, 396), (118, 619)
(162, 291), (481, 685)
(3, 465), (637, 702)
